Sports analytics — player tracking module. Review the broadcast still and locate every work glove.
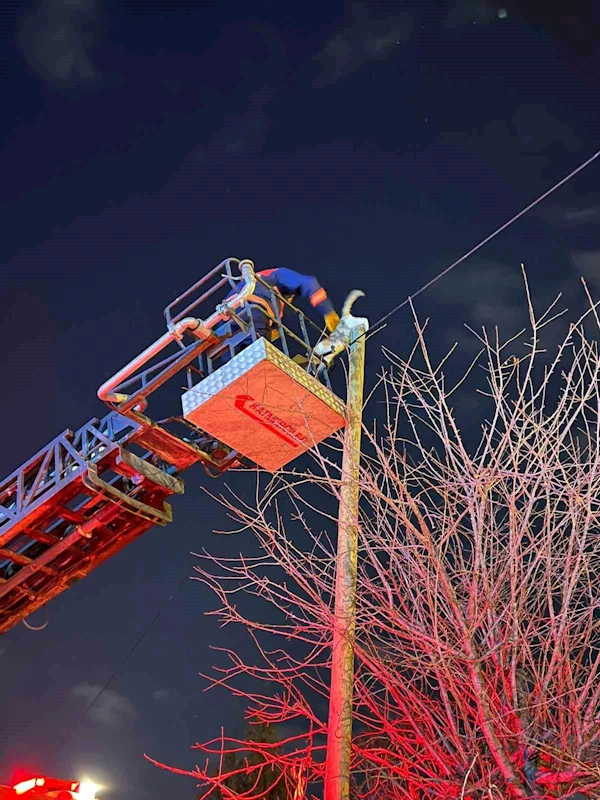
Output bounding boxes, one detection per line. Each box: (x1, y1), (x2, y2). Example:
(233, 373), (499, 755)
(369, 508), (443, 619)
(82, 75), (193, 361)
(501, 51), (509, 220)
(324, 310), (340, 333)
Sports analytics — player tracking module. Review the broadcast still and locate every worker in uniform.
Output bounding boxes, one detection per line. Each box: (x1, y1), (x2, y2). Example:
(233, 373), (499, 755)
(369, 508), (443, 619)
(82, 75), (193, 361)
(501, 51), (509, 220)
(221, 266), (340, 347)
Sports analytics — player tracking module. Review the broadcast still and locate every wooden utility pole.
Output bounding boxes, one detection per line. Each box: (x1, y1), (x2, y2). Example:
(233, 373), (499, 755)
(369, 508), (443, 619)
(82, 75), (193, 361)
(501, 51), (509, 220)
(324, 315), (368, 800)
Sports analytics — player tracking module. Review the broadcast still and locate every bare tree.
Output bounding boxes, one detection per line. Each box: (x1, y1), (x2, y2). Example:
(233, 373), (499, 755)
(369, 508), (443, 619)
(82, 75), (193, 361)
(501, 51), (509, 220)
(149, 276), (600, 799)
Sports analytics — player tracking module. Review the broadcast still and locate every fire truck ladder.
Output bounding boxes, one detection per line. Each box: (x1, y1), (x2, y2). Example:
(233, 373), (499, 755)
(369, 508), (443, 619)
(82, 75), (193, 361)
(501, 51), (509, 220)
(0, 258), (346, 635)
(0, 412), (184, 634)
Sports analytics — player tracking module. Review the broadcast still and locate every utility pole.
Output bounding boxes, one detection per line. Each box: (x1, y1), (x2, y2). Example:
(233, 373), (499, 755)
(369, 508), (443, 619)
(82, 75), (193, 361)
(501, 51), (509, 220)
(324, 312), (368, 800)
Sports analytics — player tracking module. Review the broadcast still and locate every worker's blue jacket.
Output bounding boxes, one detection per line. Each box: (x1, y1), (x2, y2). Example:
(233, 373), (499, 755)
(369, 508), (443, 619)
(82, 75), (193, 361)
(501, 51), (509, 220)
(226, 267), (335, 321)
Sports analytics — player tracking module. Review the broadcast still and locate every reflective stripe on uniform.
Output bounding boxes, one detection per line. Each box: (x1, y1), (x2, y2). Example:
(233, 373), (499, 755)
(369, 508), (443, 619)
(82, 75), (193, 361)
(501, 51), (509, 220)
(310, 287), (327, 307)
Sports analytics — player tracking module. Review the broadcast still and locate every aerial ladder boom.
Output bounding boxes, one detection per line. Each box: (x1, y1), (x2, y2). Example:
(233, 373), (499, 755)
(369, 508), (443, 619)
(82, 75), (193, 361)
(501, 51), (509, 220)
(0, 258), (347, 635)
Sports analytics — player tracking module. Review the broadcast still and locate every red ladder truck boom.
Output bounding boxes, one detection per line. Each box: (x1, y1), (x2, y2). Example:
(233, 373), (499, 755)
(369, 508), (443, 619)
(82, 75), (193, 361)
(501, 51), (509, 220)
(0, 258), (347, 634)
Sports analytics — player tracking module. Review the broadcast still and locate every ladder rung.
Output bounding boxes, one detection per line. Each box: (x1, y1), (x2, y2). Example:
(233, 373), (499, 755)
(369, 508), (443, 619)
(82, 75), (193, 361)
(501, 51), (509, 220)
(0, 551), (60, 580)
(57, 507), (87, 524)
(14, 584), (38, 600)
(39, 565), (60, 577)
(0, 549), (32, 566)
(20, 530), (61, 547)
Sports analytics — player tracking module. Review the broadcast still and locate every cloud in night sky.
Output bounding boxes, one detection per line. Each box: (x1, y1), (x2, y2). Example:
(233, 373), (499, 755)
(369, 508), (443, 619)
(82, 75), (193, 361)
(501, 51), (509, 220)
(315, 2), (414, 86)
(220, 86), (276, 156)
(192, 85), (276, 163)
(72, 683), (136, 726)
(513, 103), (581, 156)
(537, 206), (600, 226)
(441, 101), (581, 189)
(430, 257), (526, 339)
(571, 251), (600, 284)
(443, 0), (498, 30)
(152, 688), (170, 701)
(18, 0), (101, 87)
(0, 647), (5, 657)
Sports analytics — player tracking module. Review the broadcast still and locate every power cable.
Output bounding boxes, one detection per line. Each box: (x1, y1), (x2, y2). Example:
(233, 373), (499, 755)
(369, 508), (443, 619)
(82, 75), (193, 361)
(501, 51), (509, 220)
(371, 149), (600, 329)
(60, 572), (188, 752)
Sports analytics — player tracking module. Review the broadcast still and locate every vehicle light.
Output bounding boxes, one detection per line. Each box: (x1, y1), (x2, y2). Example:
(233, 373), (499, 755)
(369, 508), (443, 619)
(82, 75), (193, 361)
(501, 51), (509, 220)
(13, 778), (45, 795)
(77, 781), (99, 799)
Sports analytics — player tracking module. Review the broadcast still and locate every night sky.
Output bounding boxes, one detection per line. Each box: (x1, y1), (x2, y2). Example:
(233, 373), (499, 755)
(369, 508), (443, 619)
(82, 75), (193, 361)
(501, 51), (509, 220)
(1, 1), (600, 798)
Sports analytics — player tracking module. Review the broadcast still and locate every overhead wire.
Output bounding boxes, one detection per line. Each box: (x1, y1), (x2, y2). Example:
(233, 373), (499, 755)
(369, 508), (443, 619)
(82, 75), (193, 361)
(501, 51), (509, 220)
(371, 149), (600, 330)
(60, 572), (189, 753)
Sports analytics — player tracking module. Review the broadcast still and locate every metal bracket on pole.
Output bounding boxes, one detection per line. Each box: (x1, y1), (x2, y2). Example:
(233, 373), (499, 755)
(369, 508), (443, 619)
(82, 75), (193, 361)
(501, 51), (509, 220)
(324, 301), (368, 800)
(312, 290), (368, 373)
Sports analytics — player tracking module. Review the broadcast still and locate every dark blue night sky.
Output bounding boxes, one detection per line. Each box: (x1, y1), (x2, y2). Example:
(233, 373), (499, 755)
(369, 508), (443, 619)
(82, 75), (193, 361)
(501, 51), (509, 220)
(1, 1), (600, 797)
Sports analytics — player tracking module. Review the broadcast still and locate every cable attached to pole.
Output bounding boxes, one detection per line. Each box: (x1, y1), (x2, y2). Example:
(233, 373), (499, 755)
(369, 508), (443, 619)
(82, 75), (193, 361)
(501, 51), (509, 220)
(372, 149), (600, 329)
